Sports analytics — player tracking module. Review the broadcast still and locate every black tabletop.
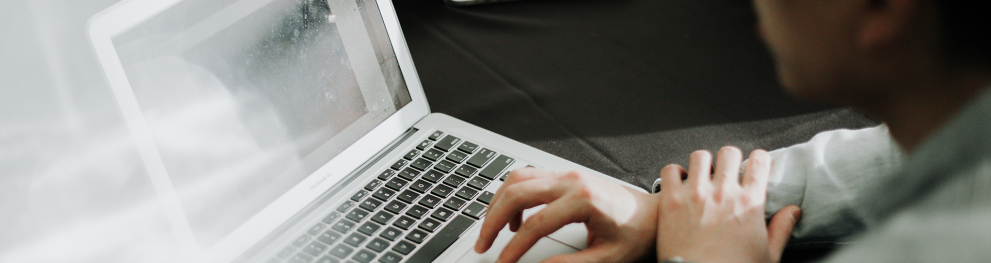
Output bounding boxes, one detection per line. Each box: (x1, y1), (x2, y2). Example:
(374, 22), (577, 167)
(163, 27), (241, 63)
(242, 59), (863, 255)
(393, 0), (876, 191)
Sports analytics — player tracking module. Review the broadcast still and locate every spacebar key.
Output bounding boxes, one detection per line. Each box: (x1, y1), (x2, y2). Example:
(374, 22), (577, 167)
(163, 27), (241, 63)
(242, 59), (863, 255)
(405, 215), (476, 263)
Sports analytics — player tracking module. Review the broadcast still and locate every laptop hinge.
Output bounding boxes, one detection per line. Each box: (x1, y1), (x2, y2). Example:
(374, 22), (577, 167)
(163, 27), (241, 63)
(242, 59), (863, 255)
(235, 127), (420, 262)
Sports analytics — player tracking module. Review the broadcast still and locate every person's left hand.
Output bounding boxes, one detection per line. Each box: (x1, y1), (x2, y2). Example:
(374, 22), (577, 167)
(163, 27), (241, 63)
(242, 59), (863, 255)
(656, 147), (801, 263)
(474, 168), (659, 262)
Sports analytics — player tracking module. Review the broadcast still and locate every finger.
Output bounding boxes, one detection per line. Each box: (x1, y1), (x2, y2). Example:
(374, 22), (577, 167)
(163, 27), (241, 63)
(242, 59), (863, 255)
(742, 150), (772, 198)
(509, 211), (522, 232)
(686, 150), (713, 187)
(712, 146), (743, 190)
(487, 168), (548, 214)
(767, 205), (802, 260)
(476, 176), (566, 253)
(539, 246), (612, 263)
(660, 164), (686, 192)
(497, 199), (587, 263)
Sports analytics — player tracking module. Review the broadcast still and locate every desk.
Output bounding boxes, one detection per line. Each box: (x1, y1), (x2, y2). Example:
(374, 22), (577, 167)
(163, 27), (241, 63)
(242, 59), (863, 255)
(393, 1), (875, 261)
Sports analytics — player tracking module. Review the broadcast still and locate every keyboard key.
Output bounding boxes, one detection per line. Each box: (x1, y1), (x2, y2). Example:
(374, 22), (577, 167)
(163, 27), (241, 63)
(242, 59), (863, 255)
(398, 168), (420, 181)
(410, 158), (432, 171)
(467, 148), (496, 168)
(336, 201), (356, 213)
(456, 187), (478, 200)
(418, 194), (441, 208)
(358, 222), (381, 236)
(344, 232), (368, 247)
(499, 171), (509, 181)
(463, 202), (486, 219)
(428, 131), (444, 141)
(467, 177), (490, 190)
(397, 190), (420, 204)
(385, 178), (408, 191)
(373, 188), (395, 201)
(390, 159), (408, 170)
(329, 244), (354, 258)
(405, 229), (428, 243)
(359, 198), (383, 212)
(351, 190), (369, 202)
(477, 191), (495, 205)
(406, 216), (476, 262)
(332, 219), (356, 233)
(458, 141), (479, 154)
(346, 209), (369, 222)
(430, 184), (454, 198)
(435, 136), (461, 152)
(393, 216), (415, 230)
(423, 149), (444, 161)
(352, 249), (376, 263)
(445, 151), (468, 163)
(431, 208), (455, 222)
(377, 170), (395, 181)
(479, 155), (515, 180)
(403, 149), (420, 160)
(315, 256), (340, 263)
(409, 180), (432, 193)
(318, 230), (342, 245)
(442, 175), (466, 188)
(289, 253), (314, 263)
(405, 205), (429, 219)
(455, 165), (477, 177)
(392, 240), (416, 255)
(443, 197), (467, 211)
(418, 218), (441, 232)
(322, 212), (342, 224)
(277, 246), (296, 259)
(365, 179), (384, 191)
(292, 235), (311, 247)
(307, 223), (326, 236)
(302, 241), (328, 256)
(366, 238), (390, 252)
(422, 170), (444, 183)
(416, 140), (432, 150)
(433, 160), (455, 173)
(380, 227), (403, 241)
(380, 252), (402, 263)
(371, 211), (394, 225)
(383, 201), (406, 214)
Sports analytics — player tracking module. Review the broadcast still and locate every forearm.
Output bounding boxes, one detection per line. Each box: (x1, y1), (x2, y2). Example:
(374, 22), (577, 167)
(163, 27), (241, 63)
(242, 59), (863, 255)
(761, 125), (905, 245)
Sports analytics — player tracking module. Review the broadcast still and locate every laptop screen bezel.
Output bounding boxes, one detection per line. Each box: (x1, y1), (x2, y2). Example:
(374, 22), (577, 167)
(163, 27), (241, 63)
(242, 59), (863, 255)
(86, 0), (430, 261)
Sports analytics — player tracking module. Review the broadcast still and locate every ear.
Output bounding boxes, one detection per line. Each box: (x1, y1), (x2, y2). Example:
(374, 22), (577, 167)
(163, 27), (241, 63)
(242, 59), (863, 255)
(857, 0), (917, 50)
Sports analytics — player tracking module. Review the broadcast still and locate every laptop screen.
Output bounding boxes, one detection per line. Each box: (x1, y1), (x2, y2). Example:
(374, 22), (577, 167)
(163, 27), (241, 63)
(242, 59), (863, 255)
(109, 0), (411, 247)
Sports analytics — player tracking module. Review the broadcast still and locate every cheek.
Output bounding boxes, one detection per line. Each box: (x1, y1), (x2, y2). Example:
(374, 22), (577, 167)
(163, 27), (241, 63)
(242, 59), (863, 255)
(756, 11), (838, 100)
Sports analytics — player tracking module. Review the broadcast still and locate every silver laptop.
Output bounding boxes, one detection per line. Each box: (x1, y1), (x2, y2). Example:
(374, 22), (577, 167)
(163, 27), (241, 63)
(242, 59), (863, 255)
(88, 0), (643, 262)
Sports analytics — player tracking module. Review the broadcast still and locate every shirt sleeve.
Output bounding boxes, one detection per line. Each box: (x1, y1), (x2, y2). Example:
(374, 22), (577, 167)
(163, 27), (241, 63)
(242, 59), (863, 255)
(759, 124), (905, 246)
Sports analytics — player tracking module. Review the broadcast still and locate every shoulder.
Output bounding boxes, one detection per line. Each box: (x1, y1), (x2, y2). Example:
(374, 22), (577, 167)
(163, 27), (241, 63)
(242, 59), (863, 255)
(825, 207), (991, 262)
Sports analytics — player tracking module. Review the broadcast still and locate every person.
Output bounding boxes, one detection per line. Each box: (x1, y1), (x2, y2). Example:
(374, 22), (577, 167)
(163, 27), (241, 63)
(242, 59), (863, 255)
(473, 0), (991, 262)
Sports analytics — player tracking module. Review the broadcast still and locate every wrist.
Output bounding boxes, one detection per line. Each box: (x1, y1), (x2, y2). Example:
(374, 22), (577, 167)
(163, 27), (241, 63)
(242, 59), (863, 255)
(660, 256), (700, 263)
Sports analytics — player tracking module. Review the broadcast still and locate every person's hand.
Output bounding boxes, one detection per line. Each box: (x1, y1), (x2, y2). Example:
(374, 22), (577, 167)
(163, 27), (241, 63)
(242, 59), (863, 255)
(474, 168), (659, 262)
(656, 147), (801, 263)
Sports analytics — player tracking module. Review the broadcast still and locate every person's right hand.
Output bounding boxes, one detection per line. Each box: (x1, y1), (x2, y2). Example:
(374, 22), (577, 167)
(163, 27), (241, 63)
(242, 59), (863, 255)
(474, 168), (659, 263)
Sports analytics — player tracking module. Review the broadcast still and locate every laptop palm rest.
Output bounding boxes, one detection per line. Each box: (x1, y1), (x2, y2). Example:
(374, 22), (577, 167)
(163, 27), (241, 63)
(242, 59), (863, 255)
(452, 205), (587, 262)
(455, 227), (578, 263)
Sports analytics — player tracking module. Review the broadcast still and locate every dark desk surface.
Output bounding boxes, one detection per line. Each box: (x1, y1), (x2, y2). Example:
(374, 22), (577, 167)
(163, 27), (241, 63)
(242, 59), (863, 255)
(393, 1), (875, 261)
(393, 0), (876, 189)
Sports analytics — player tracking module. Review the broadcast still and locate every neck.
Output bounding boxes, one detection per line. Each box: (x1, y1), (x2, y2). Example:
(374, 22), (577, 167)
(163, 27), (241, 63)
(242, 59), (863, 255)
(861, 67), (991, 153)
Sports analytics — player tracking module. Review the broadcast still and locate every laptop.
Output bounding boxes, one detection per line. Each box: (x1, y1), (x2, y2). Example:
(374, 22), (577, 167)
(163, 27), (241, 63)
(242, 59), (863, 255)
(87, 0), (644, 262)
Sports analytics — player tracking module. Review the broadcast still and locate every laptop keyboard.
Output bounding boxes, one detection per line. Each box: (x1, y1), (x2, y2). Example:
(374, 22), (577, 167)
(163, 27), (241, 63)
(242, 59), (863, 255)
(268, 131), (516, 263)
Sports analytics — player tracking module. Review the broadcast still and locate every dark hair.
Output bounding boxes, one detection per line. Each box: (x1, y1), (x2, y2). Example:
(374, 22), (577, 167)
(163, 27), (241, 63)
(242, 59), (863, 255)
(935, 1), (991, 66)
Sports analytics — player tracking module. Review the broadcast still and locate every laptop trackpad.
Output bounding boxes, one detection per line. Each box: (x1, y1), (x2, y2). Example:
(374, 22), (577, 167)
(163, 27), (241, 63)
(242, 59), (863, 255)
(456, 227), (579, 263)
